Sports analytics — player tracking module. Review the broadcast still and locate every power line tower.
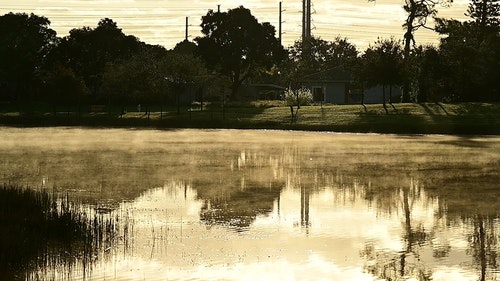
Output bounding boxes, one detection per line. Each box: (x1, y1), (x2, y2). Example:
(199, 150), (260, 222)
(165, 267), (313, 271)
(302, 0), (312, 42)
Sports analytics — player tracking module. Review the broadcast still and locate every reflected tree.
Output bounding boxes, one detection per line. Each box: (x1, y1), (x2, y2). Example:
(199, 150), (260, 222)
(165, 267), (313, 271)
(199, 183), (283, 229)
(468, 214), (499, 281)
(363, 179), (433, 280)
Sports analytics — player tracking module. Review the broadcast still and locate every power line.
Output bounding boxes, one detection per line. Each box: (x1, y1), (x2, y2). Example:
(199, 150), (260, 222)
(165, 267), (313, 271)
(0, 1), (467, 50)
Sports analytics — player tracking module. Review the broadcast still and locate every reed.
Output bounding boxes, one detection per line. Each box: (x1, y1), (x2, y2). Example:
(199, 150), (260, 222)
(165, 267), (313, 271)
(0, 185), (118, 280)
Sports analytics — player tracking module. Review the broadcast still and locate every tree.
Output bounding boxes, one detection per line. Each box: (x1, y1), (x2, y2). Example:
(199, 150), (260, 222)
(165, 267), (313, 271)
(42, 64), (87, 115)
(53, 18), (141, 102)
(172, 39), (198, 56)
(283, 87), (312, 122)
(360, 38), (405, 113)
(283, 36), (358, 87)
(401, 0), (453, 102)
(101, 45), (169, 112)
(164, 50), (208, 114)
(368, 0), (453, 102)
(411, 45), (448, 102)
(466, 0), (500, 34)
(195, 6), (285, 99)
(0, 13), (57, 104)
(102, 44), (208, 115)
(435, 0), (500, 101)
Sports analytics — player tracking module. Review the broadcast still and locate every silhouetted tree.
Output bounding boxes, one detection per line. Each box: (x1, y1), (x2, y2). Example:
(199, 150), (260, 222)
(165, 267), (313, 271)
(172, 39), (198, 56)
(466, 0), (500, 34)
(42, 64), (87, 115)
(164, 50), (208, 114)
(402, 0), (452, 102)
(435, 0), (500, 101)
(411, 45), (448, 102)
(0, 13), (57, 105)
(195, 6), (285, 99)
(368, 0), (453, 102)
(359, 38), (405, 113)
(283, 36), (358, 87)
(102, 44), (208, 115)
(53, 18), (141, 103)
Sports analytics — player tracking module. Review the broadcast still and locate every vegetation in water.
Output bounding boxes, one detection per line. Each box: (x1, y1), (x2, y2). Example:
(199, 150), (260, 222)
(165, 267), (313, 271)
(0, 185), (118, 280)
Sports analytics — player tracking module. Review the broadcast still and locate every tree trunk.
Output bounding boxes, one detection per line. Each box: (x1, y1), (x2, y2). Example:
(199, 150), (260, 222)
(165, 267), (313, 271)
(402, 0), (417, 103)
(389, 85), (397, 111)
(383, 85), (388, 114)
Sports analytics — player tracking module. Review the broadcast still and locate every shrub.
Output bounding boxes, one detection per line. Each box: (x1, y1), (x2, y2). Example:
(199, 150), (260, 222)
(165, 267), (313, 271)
(283, 88), (313, 107)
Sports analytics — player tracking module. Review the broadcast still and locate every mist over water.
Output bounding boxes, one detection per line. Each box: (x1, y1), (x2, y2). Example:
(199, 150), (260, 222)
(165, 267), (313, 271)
(1, 127), (499, 280)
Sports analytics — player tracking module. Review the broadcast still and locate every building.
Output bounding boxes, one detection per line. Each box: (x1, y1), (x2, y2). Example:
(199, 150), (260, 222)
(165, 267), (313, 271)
(300, 66), (402, 104)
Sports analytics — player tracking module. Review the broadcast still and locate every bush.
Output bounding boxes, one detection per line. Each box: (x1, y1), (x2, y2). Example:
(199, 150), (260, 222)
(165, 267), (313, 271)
(283, 88), (313, 107)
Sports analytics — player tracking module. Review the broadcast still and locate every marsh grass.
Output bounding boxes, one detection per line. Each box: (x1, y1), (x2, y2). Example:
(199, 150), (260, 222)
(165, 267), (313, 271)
(0, 185), (118, 280)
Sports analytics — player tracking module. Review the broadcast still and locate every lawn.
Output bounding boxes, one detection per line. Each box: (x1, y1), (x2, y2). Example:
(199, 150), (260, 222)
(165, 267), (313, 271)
(1, 102), (499, 135)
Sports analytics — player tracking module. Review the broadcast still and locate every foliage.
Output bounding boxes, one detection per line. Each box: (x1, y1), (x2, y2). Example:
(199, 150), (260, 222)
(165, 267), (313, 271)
(466, 0), (500, 29)
(370, 0), (453, 102)
(359, 38), (405, 111)
(283, 88), (313, 107)
(52, 18), (142, 101)
(435, 0), (500, 101)
(410, 45), (448, 102)
(283, 36), (358, 87)
(1, 2), (500, 109)
(41, 64), (88, 111)
(102, 45), (169, 106)
(195, 6), (286, 98)
(0, 13), (57, 103)
(360, 38), (405, 89)
(283, 87), (312, 122)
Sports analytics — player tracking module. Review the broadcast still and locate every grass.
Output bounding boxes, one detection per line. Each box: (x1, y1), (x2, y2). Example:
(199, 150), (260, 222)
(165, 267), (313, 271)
(1, 101), (499, 135)
(0, 185), (118, 280)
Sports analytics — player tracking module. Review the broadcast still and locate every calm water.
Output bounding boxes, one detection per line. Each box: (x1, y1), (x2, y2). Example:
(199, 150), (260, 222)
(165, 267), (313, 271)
(1, 127), (499, 281)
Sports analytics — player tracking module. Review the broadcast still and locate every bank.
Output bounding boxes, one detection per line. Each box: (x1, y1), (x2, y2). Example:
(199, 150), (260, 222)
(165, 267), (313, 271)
(0, 102), (499, 135)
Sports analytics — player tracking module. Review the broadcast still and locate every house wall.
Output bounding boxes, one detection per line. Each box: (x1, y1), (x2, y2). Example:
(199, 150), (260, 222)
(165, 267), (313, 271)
(303, 82), (347, 104)
(302, 83), (403, 105)
(363, 85), (402, 104)
(326, 83), (347, 104)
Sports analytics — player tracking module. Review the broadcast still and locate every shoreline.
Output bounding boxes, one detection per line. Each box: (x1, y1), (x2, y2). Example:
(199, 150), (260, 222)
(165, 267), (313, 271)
(1, 102), (499, 135)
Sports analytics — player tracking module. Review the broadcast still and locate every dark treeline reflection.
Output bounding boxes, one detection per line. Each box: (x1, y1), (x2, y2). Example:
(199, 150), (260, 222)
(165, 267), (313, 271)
(184, 146), (500, 280)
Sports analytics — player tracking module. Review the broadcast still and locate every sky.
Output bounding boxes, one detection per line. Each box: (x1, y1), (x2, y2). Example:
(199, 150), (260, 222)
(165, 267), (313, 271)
(1, 0), (471, 51)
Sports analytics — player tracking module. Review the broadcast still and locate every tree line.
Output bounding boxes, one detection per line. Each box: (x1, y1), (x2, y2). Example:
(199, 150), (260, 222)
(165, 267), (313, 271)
(0, 0), (498, 113)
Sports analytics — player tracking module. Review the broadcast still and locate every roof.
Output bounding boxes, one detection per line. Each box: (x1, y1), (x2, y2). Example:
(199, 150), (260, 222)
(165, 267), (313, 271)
(249, 84), (286, 90)
(300, 66), (353, 83)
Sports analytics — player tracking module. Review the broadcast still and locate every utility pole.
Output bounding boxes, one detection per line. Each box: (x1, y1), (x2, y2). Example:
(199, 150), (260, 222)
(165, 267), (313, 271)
(279, 1), (283, 45)
(302, 0), (311, 42)
(185, 16), (189, 41)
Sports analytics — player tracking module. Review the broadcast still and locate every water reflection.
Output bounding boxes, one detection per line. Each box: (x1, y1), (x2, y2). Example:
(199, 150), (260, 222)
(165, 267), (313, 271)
(0, 128), (499, 280)
(90, 175), (499, 281)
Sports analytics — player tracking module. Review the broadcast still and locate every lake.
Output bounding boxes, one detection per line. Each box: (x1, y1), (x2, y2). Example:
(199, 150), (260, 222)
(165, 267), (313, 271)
(0, 127), (499, 281)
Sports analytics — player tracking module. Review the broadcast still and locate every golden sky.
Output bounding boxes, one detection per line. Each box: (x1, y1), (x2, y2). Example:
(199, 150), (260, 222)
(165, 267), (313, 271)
(1, 0), (470, 50)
